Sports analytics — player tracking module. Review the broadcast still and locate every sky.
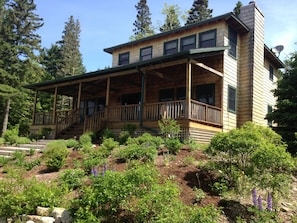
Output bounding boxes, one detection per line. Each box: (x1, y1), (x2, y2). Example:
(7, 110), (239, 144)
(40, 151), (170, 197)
(34, 0), (297, 72)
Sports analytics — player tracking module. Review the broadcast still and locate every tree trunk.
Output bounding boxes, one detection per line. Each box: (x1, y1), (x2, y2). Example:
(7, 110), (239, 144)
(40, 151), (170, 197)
(1, 97), (10, 136)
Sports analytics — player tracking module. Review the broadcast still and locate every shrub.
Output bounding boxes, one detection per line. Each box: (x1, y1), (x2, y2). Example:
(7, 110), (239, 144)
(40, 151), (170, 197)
(126, 133), (164, 148)
(66, 138), (79, 148)
(101, 137), (119, 151)
(0, 137), (4, 145)
(3, 125), (19, 145)
(193, 187), (205, 203)
(23, 159), (41, 171)
(0, 156), (10, 167)
(79, 132), (93, 150)
(43, 141), (70, 171)
(58, 169), (85, 190)
(158, 117), (181, 138)
(116, 143), (157, 162)
(101, 128), (115, 140)
(118, 130), (130, 145)
(165, 138), (182, 154)
(15, 136), (31, 145)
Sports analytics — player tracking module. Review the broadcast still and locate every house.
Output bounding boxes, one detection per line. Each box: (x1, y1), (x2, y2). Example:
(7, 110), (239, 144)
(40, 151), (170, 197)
(25, 2), (284, 142)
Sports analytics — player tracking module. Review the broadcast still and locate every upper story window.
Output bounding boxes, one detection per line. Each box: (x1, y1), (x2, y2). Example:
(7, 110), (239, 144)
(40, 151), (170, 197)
(228, 85), (236, 113)
(199, 29), (216, 48)
(269, 65), (274, 81)
(164, 39), (178, 55)
(228, 27), (237, 58)
(140, 46), (152, 61)
(118, 52), (129, 65)
(181, 34), (196, 51)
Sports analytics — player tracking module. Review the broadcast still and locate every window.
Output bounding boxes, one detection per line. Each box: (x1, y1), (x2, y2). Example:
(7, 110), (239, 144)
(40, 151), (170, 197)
(269, 65), (274, 81)
(164, 39), (178, 55)
(228, 85), (236, 113)
(176, 87), (186, 100)
(121, 93), (141, 105)
(228, 27), (237, 58)
(118, 52), (129, 65)
(180, 35), (196, 51)
(196, 84), (215, 106)
(267, 105), (273, 126)
(159, 88), (174, 102)
(140, 46), (152, 61)
(199, 29), (216, 48)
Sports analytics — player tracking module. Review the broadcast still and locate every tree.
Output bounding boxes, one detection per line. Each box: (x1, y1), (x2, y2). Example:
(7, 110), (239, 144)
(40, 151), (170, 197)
(266, 51), (297, 153)
(131, 0), (154, 40)
(233, 1), (243, 17)
(57, 15), (85, 78)
(159, 3), (181, 32)
(185, 0), (213, 25)
(0, 0), (44, 135)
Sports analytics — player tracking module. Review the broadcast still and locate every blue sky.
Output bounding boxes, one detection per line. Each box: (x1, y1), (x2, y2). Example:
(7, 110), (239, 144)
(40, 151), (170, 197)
(34, 0), (297, 72)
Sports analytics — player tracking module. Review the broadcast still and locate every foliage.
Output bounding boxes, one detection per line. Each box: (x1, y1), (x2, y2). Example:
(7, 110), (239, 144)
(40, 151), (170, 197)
(165, 137), (182, 154)
(0, 156), (10, 167)
(158, 116), (181, 138)
(115, 143), (157, 162)
(186, 0), (213, 25)
(58, 169), (85, 190)
(2, 125), (19, 144)
(23, 159), (41, 171)
(207, 122), (295, 203)
(66, 138), (80, 148)
(101, 128), (115, 140)
(233, 1), (243, 17)
(159, 3), (181, 32)
(0, 177), (63, 218)
(119, 130), (131, 145)
(43, 140), (70, 171)
(79, 132), (93, 150)
(126, 132), (164, 148)
(193, 187), (205, 203)
(131, 0), (154, 40)
(81, 148), (108, 174)
(0, 137), (4, 145)
(101, 137), (119, 151)
(183, 155), (196, 166)
(266, 51), (297, 153)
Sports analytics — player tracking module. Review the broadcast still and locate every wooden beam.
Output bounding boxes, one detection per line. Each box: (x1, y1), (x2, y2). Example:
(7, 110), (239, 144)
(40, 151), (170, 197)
(77, 83), (82, 110)
(186, 61), (192, 119)
(190, 59), (223, 77)
(52, 87), (58, 125)
(32, 91), (38, 124)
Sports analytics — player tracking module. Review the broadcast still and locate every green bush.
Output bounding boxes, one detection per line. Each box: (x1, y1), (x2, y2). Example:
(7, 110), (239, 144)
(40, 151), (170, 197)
(116, 143), (157, 162)
(165, 138), (182, 154)
(126, 133), (164, 148)
(119, 130), (131, 145)
(0, 137), (4, 145)
(23, 159), (41, 171)
(58, 169), (85, 190)
(79, 132), (93, 150)
(101, 137), (119, 151)
(81, 148), (108, 174)
(43, 141), (70, 171)
(158, 117), (181, 138)
(101, 128), (115, 140)
(3, 125), (19, 145)
(0, 156), (10, 167)
(66, 138), (79, 148)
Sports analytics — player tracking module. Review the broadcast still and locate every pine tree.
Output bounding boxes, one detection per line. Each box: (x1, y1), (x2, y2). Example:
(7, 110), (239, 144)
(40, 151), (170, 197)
(159, 3), (181, 32)
(0, 0), (44, 135)
(186, 0), (213, 25)
(266, 51), (297, 153)
(233, 1), (243, 17)
(131, 0), (154, 40)
(57, 16), (85, 78)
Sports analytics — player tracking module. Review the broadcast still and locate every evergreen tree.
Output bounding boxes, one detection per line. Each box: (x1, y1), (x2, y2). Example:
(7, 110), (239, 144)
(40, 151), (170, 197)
(131, 0), (154, 40)
(233, 1), (243, 17)
(267, 51), (297, 153)
(185, 0), (213, 25)
(159, 3), (181, 32)
(57, 15), (85, 78)
(0, 0), (44, 135)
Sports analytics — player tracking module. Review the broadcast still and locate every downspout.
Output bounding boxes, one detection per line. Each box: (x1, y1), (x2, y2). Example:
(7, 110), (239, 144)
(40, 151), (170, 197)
(137, 67), (144, 128)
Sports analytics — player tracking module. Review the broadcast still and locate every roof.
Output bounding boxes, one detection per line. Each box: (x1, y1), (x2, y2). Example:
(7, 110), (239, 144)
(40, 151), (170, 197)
(264, 44), (285, 68)
(104, 13), (249, 54)
(24, 46), (228, 91)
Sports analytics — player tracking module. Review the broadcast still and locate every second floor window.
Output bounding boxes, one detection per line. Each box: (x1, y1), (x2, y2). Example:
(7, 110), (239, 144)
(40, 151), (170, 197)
(118, 52), (129, 65)
(181, 35), (196, 51)
(228, 27), (237, 58)
(269, 65), (274, 81)
(199, 29), (216, 48)
(164, 39), (178, 55)
(140, 46), (152, 61)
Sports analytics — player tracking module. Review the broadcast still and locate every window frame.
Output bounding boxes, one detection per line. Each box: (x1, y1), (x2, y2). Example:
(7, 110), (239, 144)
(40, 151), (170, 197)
(228, 27), (237, 58)
(199, 29), (217, 48)
(159, 88), (175, 102)
(180, 34), (196, 51)
(269, 65), (274, 81)
(140, 46), (153, 61)
(164, 39), (178, 55)
(118, 52), (130, 65)
(228, 85), (236, 113)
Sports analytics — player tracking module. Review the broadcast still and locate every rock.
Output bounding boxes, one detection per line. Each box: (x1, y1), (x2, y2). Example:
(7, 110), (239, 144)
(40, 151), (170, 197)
(36, 207), (50, 216)
(41, 217), (55, 223)
(51, 207), (73, 223)
(26, 221), (35, 223)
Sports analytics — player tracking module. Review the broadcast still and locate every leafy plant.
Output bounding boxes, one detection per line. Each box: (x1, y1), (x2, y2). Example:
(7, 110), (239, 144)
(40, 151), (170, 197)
(165, 137), (182, 154)
(193, 187), (205, 203)
(0, 156), (10, 167)
(158, 117), (181, 138)
(58, 169), (85, 190)
(23, 159), (41, 171)
(183, 156), (196, 166)
(126, 133), (164, 148)
(66, 138), (79, 149)
(101, 137), (119, 151)
(43, 141), (70, 171)
(115, 143), (157, 162)
(3, 125), (19, 145)
(79, 132), (93, 150)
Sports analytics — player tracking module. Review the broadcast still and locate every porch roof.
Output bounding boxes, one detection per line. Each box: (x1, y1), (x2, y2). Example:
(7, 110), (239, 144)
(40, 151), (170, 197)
(24, 46), (228, 92)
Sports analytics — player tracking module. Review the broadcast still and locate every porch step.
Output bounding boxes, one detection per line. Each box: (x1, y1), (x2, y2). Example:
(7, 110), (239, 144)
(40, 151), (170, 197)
(57, 123), (84, 140)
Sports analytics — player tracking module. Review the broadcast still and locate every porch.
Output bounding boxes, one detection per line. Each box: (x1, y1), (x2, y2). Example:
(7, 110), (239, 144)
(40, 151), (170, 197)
(32, 99), (222, 138)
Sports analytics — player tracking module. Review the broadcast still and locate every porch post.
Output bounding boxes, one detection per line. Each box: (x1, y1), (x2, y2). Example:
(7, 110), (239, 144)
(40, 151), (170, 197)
(52, 87), (58, 124)
(105, 77), (110, 120)
(139, 71), (146, 126)
(32, 91), (38, 124)
(186, 60), (192, 119)
(77, 82), (82, 110)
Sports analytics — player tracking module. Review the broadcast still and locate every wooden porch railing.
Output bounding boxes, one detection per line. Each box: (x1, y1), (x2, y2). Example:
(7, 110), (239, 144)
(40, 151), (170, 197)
(190, 99), (221, 125)
(108, 104), (140, 122)
(84, 110), (106, 133)
(56, 109), (80, 136)
(34, 112), (53, 125)
(144, 101), (186, 120)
